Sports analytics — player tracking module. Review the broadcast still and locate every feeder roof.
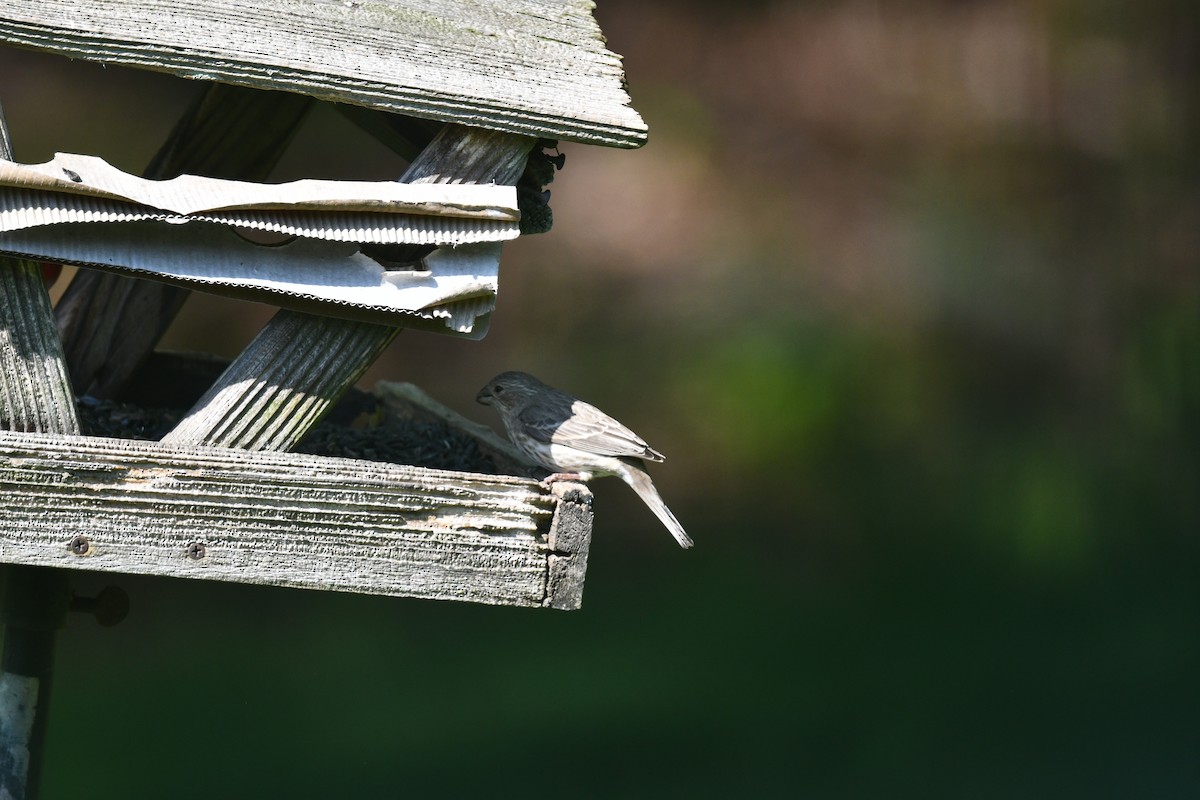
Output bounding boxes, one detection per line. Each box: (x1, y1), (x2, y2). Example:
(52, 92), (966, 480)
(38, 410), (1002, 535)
(0, 0), (647, 148)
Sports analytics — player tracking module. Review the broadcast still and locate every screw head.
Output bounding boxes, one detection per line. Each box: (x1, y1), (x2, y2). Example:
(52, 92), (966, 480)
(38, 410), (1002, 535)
(68, 535), (91, 556)
(186, 541), (207, 560)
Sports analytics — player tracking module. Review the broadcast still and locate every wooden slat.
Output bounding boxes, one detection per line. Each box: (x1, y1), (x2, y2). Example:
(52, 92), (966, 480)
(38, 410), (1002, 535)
(544, 482), (593, 611)
(0, 430), (592, 607)
(0, 0), (647, 148)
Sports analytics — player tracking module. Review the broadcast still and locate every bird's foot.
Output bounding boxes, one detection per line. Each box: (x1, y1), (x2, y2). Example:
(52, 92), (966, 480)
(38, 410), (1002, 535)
(543, 471), (589, 485)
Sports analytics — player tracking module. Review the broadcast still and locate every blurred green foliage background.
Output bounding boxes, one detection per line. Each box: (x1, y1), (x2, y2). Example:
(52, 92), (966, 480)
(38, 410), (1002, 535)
(2, 0), (1198, 796)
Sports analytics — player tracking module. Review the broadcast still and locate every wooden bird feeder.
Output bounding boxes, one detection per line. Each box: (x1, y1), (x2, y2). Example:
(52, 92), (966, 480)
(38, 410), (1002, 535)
(0, 2), (646, 796)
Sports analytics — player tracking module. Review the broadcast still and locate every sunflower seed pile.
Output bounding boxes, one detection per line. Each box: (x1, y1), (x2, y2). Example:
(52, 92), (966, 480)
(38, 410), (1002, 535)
(76, 396), (495, 473)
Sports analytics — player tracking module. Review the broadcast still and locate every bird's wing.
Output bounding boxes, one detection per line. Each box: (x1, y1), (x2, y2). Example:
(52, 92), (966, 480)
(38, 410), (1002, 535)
(519, 397), (664, 462)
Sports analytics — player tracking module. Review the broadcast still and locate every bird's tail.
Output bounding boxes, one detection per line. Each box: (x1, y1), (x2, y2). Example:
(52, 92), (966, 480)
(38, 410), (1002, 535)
(620, 462), (695, 549)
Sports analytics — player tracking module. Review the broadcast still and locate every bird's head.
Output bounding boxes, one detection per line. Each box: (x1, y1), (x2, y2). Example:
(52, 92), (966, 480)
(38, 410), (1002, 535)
(476, 371), (545, 411)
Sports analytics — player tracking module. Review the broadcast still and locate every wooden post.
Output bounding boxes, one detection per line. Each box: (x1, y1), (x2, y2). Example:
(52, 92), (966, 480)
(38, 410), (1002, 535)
(0, 567), (69, 800)
(0, 101), (79, 800)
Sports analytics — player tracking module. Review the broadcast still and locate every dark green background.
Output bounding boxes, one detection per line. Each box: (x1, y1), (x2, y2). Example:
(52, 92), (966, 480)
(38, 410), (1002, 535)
(2, 0), (1198, 796)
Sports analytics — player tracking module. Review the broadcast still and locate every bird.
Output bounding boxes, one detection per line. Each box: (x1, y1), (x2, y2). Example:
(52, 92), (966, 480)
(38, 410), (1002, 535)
(476, 371), (694, 549)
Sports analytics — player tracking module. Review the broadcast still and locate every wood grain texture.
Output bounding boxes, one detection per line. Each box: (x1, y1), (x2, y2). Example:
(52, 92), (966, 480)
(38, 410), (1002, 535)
(545, 482), (593, 610)
(0, 0), (647, 148)
(0, 102), (78, 435)
(0, 260), (79, 433)
(0, 431), (593, 607)
(162, 125), (533, 451)
(160, 310), (397, 450)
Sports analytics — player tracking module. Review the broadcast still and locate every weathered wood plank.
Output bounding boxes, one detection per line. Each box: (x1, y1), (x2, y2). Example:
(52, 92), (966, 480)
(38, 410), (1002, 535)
(0, 0), (647, 148)
(0, 431), (578, 607)
(161, 125), (532, 451)
(0, 261), (78, 433)
(545, 482), (593, 611)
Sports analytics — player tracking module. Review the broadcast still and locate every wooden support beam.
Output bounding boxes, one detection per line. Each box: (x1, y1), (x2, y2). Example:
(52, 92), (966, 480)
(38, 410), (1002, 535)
(0, 106), (78, 435)
(160, 312), (397, 451)
(0, 262), (78, 434)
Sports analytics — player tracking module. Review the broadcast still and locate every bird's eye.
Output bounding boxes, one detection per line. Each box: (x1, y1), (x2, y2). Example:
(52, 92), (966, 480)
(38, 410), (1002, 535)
(493, 386), (505, 395)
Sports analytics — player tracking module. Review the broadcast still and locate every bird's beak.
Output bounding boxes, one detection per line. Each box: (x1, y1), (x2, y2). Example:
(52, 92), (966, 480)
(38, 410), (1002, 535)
(476, 388), (493, 406)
